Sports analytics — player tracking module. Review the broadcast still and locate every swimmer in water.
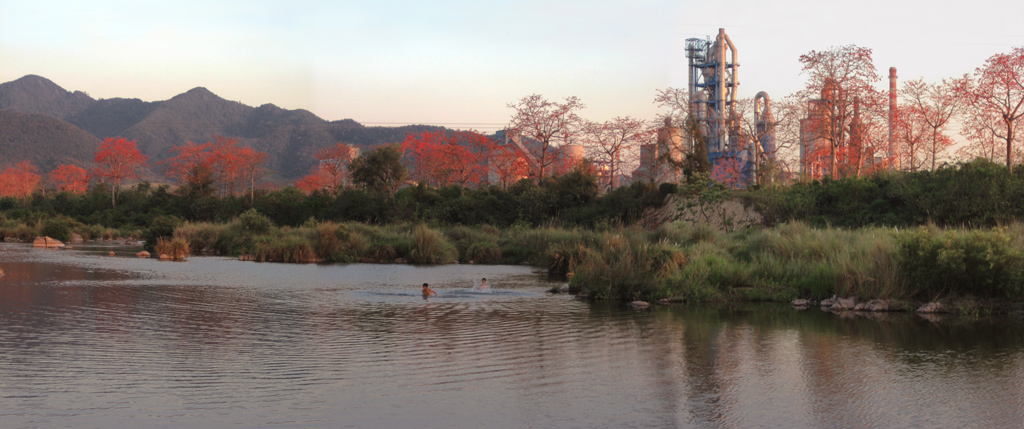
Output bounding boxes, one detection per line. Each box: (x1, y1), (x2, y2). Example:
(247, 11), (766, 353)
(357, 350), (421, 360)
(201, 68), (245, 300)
(422, 283), (437, 298)
(477, 277), (489, 291)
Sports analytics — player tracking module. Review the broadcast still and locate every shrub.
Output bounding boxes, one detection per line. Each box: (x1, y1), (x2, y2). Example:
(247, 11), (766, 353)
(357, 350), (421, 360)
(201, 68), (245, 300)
(409, 224), (457, 264)
(467, 241), (502, 264)
(144, 215), (182, 251)
(239, 209), (273, 234)
(42, 217), (72, 242)
(897, 227), (1024, 300)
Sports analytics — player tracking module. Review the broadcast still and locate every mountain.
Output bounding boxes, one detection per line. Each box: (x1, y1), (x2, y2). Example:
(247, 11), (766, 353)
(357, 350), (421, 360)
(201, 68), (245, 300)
(0, 75), (447, 179)
(0, 75), (94, 119)
(0, 110), (101, 171)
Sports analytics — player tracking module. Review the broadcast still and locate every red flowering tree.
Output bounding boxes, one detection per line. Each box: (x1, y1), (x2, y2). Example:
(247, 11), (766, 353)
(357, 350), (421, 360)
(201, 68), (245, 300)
(0, 161), (41, 205)
(489, 144), (531, 188)
(401, 130), (494, 187)
(506, 94), (585, 181)
(50, 164), (89, 194)
(962, 47), (1024, 172)
(162, 141), (214, 192)
(237, 146), (269, 205)
(314, 142), (357, 193)
(295, 165), (334, 195)
(93, 137), (148, 207)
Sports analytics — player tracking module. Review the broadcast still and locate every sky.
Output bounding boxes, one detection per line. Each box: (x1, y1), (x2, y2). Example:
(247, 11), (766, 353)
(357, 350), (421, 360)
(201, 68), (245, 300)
(2, 0), (1024, 133)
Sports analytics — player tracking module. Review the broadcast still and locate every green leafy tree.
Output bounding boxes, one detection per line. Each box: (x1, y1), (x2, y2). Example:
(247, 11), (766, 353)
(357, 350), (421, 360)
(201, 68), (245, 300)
(350, 144), (408, 198)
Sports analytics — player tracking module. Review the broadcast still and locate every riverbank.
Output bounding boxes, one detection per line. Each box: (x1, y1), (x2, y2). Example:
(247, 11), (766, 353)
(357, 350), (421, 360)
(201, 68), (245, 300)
(5, 209), (1024, 310)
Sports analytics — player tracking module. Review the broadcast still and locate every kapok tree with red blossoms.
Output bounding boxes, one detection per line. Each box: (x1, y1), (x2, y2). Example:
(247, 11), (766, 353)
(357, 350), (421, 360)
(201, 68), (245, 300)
(93, 137), (148, 208)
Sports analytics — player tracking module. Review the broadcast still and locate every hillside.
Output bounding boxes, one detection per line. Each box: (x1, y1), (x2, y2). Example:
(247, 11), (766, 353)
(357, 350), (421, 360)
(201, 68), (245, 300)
(0, 75), (450, 179)
(0, 110), (101, 171)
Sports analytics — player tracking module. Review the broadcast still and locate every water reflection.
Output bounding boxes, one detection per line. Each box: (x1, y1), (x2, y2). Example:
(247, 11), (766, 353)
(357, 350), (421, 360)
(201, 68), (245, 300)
(0, 243), (1022, 428)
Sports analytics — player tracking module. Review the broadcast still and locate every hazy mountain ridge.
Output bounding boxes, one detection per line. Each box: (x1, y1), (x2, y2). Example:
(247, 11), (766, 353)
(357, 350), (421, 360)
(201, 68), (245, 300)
(0, 75), (447, 179)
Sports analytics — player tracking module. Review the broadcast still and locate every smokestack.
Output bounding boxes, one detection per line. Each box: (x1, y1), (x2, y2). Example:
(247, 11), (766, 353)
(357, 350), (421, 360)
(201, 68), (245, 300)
(888, 67), (897, 169)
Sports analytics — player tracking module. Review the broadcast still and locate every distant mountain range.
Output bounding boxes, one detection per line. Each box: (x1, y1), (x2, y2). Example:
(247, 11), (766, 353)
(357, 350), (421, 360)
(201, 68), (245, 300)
(0, 75), (448, 180)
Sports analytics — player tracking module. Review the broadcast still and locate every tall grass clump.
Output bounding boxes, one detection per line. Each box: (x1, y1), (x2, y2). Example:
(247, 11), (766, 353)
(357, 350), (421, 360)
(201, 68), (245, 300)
(444, 225), (500, 263)
(897, 226), (1024, 300)
(311, 221), (362, 263)
(272, 235), (317, 263)
(174, 221), (228, 255)
(409, 224), (457, 264)
(569, 236), (686, 301)
(154, 237), (190, 260)
(466, 241), (502, 264)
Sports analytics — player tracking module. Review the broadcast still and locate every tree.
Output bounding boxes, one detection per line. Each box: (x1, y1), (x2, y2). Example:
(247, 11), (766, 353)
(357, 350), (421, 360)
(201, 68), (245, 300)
(506, 94), (585, 181)
(0, 161), (41, 205)
(209, 136), (244, 198)
(162, 141), (215, 191)
(401, 130), (494, 187)
(489, 144), (531, 188)
(582, 117), (651, 192)
(350, 144), (408, 198)
(798, 45), (884, 178)
(894, 105), (929, 171)
(50, 164), (89, 194)
(237, 147), (269, 205)
(314, 142), (357, 193)
(903, 78), (964, 170)
(295, 165), (333, 195)
(963, 47), (1024, 172)
(93, 136), (148, 207)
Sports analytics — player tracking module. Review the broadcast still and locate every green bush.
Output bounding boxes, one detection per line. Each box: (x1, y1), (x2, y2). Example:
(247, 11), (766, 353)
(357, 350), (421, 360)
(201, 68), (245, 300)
(409, 224), (457, 264)
(466, 241), (502, 264)
(239, 209), (273, 234)
(42, 217), (72, 242)
(897, 227), (1024, 300)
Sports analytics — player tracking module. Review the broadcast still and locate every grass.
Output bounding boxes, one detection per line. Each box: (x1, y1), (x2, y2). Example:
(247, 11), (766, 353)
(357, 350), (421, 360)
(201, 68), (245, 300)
(149, 211), (1024, 304)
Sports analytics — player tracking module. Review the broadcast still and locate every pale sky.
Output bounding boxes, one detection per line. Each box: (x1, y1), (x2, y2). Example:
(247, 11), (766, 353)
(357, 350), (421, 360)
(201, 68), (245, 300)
(2, 0), (1023, 133)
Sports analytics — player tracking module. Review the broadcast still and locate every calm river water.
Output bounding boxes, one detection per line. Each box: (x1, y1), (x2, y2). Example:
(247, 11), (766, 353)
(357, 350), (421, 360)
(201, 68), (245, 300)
(1, 243), (1023, 428)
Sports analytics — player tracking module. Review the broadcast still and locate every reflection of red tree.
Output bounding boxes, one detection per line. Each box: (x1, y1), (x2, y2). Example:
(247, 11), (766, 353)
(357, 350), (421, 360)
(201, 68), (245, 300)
(0, 161), (41, 204)
(50, 164), (89, 194)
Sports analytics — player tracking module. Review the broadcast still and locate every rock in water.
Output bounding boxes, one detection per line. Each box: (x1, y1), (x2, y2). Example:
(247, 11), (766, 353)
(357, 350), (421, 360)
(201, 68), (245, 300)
(791, 299), (811, 308)
(831, 297), (857, 311)
(32, 236), (66, 248)
(629, 301), (650, 308)
(917, 302), (944, 313)
(865, 300), (888, 312)
(136, 251), (151, 258)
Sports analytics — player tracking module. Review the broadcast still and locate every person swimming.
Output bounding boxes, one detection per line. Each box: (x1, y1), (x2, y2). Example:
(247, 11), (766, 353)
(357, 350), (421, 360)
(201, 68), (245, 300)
(475, 277), (489, 292)
(422, 283), (437, 297)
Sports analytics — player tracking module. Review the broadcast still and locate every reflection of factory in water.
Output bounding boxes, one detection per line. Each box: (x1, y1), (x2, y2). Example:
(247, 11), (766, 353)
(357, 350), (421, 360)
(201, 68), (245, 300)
(632, 28), (776, 188)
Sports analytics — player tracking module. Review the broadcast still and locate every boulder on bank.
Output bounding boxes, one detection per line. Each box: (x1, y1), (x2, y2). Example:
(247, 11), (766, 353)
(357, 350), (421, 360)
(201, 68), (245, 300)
(917, 302), (945, 314)
(820, 296), (837, 308)
(791, 299), (812, 308)
(158, 253), (172, 261)
(830, 297), (857, 311)
(71, 233), (84, 244)
(32, 236), (65, 248)
(865, 300), (889, 312)
(239, 254), (255, 262)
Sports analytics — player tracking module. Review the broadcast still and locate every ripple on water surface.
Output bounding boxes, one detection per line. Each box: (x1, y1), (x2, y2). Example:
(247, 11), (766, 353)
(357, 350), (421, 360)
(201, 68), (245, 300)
(1, 244), (1024, 428)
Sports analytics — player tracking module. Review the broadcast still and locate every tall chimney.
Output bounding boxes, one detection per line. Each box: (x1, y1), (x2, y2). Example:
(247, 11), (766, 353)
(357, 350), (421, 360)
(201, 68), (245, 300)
(888, 67), (897, 169)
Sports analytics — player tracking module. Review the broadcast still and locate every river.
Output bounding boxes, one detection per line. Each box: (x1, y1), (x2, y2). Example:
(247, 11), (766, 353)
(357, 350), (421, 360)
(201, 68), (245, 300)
(1, 242), (1022, 428)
